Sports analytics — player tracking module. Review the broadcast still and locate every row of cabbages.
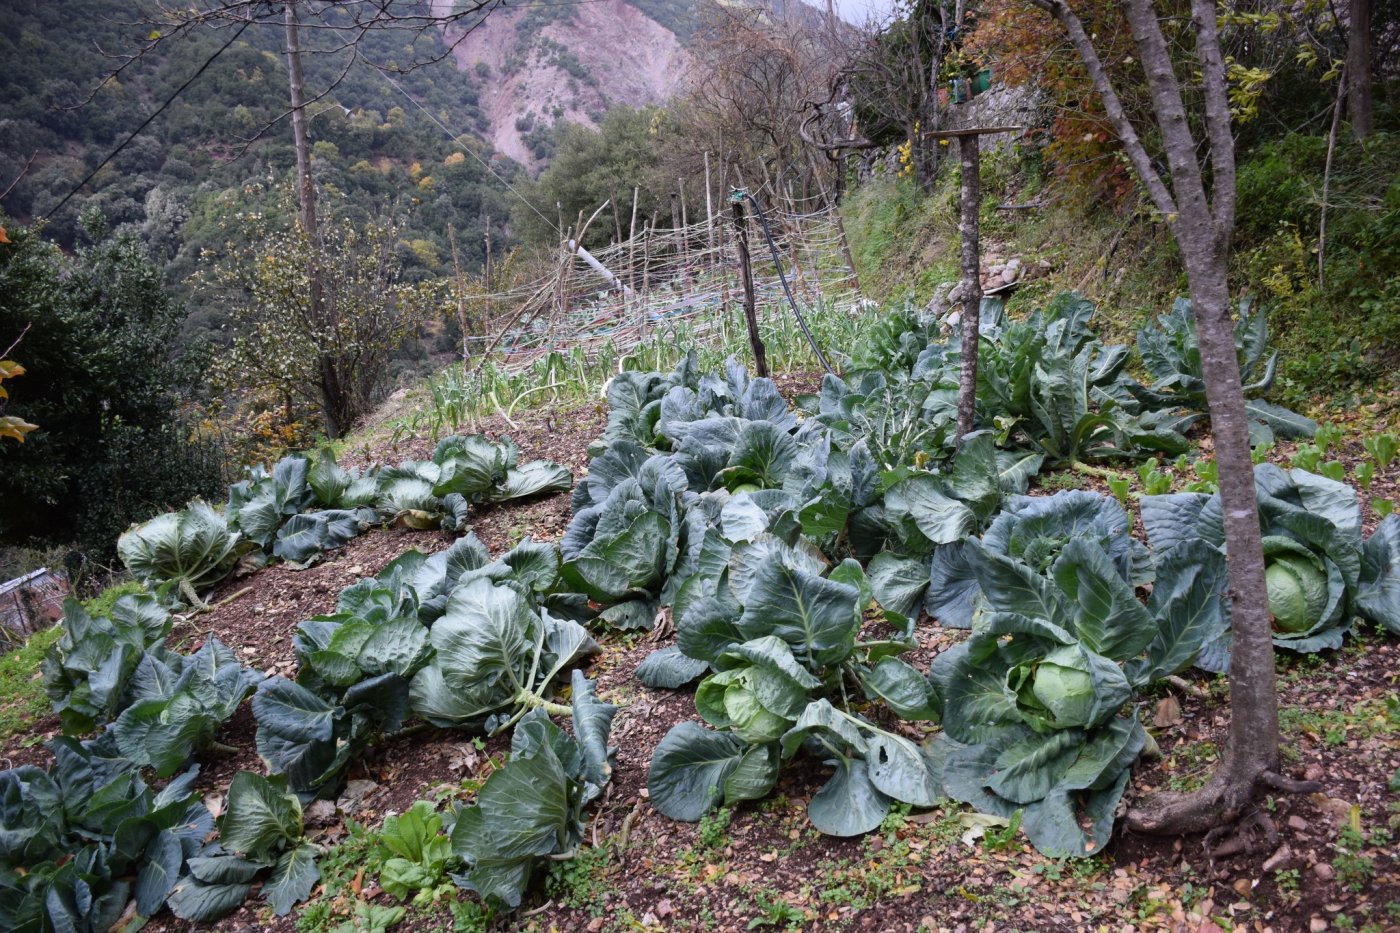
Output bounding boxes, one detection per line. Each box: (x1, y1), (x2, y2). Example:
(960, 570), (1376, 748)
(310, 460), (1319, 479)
(116, 434), (572, 606)
(563, 335), (1398, 857)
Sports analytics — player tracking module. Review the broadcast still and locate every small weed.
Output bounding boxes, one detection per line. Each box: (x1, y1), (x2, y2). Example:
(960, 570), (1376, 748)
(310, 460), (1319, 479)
(697, 807), (734, 852)
(546, 844), (613, 916)
(746, 889), (806, 930)
(1333, 824), (1375, 892)
(1039, 471), (1088, 491)
(983, 809), (1023, 853)
(449, 897), (495, 933)
(296, 819), (383, 933)
(83, 580), (145, 616)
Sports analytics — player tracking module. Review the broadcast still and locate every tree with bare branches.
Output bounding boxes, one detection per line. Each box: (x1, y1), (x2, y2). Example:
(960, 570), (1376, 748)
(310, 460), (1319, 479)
(1021, 0), (1318, 838)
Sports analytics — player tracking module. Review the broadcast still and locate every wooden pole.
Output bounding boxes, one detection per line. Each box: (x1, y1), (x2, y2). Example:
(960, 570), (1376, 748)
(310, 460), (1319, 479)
(704, 152), (715, 264)
(731, 195), (768, 377)
(628, 186), (639, 323)
(955, 133), (982, 443)
(447, 224), (469, 365)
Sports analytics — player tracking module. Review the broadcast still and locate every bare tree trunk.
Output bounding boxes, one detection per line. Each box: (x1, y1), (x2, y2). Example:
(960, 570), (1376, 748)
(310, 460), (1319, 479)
(285, 4), (316, 240)
(1319, 67), (1347, 288)
(732, 198), (769, 377)
(1346, 0), (1373, 139)
(285, 3), (343, 438)
(955, 134), (982, 442)
(1027, 0), (1282, 836)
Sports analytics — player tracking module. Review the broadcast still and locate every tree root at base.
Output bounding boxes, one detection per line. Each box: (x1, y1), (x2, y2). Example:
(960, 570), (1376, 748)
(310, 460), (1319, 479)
(1126, 769), (1321, 841)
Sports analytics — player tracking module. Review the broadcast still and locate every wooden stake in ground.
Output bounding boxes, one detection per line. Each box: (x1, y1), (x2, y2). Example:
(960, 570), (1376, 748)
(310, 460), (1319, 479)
(730, 191), (769, 377)
(956, 132), (982, 443)
(921, 125), (1022, 442)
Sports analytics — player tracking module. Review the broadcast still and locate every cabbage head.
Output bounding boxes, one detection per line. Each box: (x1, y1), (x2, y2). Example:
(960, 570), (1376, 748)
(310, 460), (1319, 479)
(1008, 644), (1132, 734)
(1263, 537), (1338, 634)
(694, 637), (820, 744)
(118, 500), (241, 606)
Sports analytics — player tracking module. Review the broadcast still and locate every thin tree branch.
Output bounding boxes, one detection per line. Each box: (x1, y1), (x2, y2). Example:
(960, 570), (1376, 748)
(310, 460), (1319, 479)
(1023, 0), (1180, 219)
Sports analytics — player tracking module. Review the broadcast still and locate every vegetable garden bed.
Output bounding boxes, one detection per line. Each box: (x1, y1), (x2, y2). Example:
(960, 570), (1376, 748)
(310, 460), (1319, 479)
(3, 294), (1399, 933)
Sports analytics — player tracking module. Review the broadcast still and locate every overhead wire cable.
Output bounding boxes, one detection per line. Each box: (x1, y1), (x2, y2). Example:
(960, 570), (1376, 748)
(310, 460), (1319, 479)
(42, 16), (254, 221)
(367, 60), (560, 234)
(740, 191), (835, 374)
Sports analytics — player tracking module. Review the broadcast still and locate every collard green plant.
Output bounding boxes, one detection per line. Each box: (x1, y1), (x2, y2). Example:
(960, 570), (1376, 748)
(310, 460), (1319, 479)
(1143, 465), (1400, 662)
(376, 434), (570, 531)
(449, 672), (616, 910)
(112, 636), (262, 777)
(117, 500), (242, 606)
(167, 771), (319, 921)
(1134, 297), (1316, 444)
(409, 579), (599, 733)
(932, 532), (1227, 856)
(0, 734), (213, 932)
(42, 594), (173, 733)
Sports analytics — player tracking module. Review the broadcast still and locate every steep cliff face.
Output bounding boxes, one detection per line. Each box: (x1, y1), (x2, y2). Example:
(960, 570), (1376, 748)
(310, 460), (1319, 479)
(435, 0), (690, 166)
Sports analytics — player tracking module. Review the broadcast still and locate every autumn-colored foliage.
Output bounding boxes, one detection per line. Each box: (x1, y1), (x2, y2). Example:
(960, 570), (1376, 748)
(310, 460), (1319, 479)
(964, 0), (1161, 203)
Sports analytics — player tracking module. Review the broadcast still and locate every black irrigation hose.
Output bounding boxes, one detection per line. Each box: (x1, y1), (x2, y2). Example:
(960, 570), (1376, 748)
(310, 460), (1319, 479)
(741, 191), (835, 375)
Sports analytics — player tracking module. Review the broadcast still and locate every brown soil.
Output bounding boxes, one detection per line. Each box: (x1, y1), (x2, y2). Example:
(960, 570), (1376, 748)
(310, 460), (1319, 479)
(11, 386), (1400, 933)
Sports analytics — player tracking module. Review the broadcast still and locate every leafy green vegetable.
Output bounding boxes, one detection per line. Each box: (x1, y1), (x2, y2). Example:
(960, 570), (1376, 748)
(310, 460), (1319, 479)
(1134, 297), (1315, 444)
(377, 802), (453, 905)
(117, 499), (242, 606)
(112, 636), (262, 776)
(376, 434), (570, 531)
(449, 673), (616, 909)
(0, 734), (213, 931)
(1142, 465), (1399, 661)
(409, 579), (598, 733)
(932, 531), (1226, 856)
(42, 594), (172, 733)
(168, 771), (319, 921)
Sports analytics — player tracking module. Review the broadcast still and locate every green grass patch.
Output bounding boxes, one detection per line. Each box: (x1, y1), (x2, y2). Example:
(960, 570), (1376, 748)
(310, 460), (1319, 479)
(0, 625), (62, 744)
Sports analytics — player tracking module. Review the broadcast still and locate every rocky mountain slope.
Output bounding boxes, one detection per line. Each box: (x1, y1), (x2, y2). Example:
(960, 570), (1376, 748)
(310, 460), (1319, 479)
(434, 0), (691, 165)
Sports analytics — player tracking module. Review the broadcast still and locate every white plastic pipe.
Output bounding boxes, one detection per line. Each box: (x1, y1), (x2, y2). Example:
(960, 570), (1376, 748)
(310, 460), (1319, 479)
(566, 239), (634, 297)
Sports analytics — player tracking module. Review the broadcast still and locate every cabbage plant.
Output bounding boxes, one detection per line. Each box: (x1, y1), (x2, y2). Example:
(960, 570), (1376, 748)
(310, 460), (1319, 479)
(449, 673), (616, 909)
(117, 500), (242, 607)
(409, 579), (599, 733)
(376, 434), (571, 531)
(42, 594), (172, 733)
(1143, 466), (1400, 664)
(643, 545), (940, 836)
(168, 771), (320, 921)
(932, 533), (1228, 856)
(927, 489), (1150, 629)
(112, 636), (262, 776)
(0, 734), (213, 932)
(1133, 297), (1316, 444)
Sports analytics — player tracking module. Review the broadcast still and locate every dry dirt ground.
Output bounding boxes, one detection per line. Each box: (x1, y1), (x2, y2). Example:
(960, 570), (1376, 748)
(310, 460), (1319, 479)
(5, 382), (1398, 933)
